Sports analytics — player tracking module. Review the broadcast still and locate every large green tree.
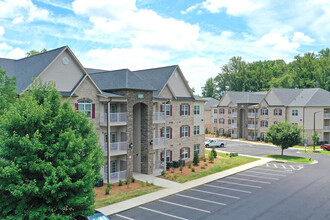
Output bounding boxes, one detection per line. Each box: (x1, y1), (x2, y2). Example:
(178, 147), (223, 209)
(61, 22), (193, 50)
(0, 81), (104, 219)
(201, 77), (218, 98)
(26, 48), (47, 57)
(265, 122), (302, 156)
(0, 66), (16, 115)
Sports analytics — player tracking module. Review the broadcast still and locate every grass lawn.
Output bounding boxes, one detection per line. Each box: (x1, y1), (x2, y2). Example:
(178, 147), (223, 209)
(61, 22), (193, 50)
(95, 185), (163, 208)
(262, 154), (314, 163)
(300, 150), (330, 155)
(293, 145), (321, 150)
(163, 150), (258, 183)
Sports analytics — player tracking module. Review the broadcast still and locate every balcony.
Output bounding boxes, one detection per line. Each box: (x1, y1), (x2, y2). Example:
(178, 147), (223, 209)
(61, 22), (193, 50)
(232, 112), (237, 117)
(103, 142), (127, 156)
(231, 123), (237, 128)
(248, 124), (258, 129)
(324, 126), (330, 131)
(153, 112), (166, 123)
(152, 137), (165, 150)
(324, 113), (330, 118)
(104, 170), (127, 184)
(231, 133), (237, 138)
(248, 112), (259, 118)
(100, 113), (127, 126)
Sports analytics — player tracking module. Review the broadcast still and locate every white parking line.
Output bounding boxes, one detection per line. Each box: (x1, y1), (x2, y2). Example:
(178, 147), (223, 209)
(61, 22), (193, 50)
(204, 184), (251, 193)
(273, 164), (278, 168)
(227, 176), (271, 184)
(159, 200), (211, 213)
(175, 194), (227, 206)
(139, 206), (188, 220)
(290, 165), (295, 170)
(191, 189), (240, 199)
(216, 180), (262, 188)
(236, 173), (279, 180)
(245, 170), (286, 177)
(254, 168), (293, 173)
(115, 214), (135, 220)
(281, 164), (286, 169)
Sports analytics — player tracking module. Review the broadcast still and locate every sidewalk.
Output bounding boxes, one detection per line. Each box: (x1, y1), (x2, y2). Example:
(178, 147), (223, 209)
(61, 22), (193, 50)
(97, 156), (274, 216)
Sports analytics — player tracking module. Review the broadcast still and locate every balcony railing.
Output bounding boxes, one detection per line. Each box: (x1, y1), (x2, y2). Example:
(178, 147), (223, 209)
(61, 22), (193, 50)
(231, 134), (237, 138)
(324, 113), (330, 118)
(153, 137), (165, 150)
(232, 112), (237, 117)
(231, 123), (237, 128)
(248, 124), (258, 129)
(103, 142), (127, 155)
(248, 112), (259, 118)
(104, 170), (127, 184)
(153, 112), (166, 123)
(100, 113), (127, 125)
(324, 126), (330, 131)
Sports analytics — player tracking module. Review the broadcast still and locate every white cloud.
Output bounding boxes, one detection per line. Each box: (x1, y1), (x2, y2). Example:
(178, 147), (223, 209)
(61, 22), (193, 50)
(0, 0), (49, 23)
(6, 48), (26, 59)
(199, 0), (262, 15)
(0, 43), (12, 50)
(0, 26), (4, 36)
(292, 32), (315, 44)
(256, 33), (299, 53)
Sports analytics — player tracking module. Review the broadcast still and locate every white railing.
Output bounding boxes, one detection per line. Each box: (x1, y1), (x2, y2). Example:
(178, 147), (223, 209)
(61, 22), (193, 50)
(231, 134), (237, 138)
(248, 112), (259, 118)
(153, 112), (165, 123)
(104, 170), (127, 184)
(154, 160), (164, 170)
(232, 112), (237, 117)
(153, 137), (165, 150)
(103, 142), (127, 155)
(324, 113), (330, 118)
(248, 124), (258, 129)
(100, 113), (127, 124)
(324, 126), (330, 131)
(231, 123), (237, 128)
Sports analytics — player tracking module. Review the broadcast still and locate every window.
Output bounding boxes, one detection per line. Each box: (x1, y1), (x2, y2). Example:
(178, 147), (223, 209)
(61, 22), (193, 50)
(219, 128), (224, 135)
(292, 109), (298, 116)
(261, 121), (268, 127)
(274, 109), (282, 116)
(194, 145), (200, 155)
(181, 104), (189, 115)
(214, 119), (217, 123)
(194, 105), (200, 115)
(181, 148), (189, 159)
(111, 161), (117, 173)
(213, 127), (217, 133)
(228, 108), (232, 114)
(161, 151), (171, 162)
(213, 109), (218, 114)
(219, 108), (225, 114)
(111, 132), (117, 143)
(219, 118), (225, 124)
(228, 119), (232, 124)
(181, 126), (189, 137)
(261, 108), (268, 115)
(161, 104), (171, 116)
(161, 127), (171, 139)
(194, 125), (200, 135)
(78, 100), (92, 118)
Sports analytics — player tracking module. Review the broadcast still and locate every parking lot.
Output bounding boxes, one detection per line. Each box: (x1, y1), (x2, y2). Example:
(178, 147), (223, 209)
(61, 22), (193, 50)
(109, 162), (304, 220)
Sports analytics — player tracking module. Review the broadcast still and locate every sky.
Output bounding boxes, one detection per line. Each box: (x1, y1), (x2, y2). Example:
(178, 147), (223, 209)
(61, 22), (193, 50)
(0, 0), (329, 95)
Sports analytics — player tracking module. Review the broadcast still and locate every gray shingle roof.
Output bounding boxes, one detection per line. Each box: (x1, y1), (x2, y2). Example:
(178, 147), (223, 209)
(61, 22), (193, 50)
(267, 88), (302, 106)
(0, 46), (66, 93)
(200, 97), (219, 110)
(227, 91), (267, 105)
(133, 65), (178, 97)
(89, 69), (156, 91)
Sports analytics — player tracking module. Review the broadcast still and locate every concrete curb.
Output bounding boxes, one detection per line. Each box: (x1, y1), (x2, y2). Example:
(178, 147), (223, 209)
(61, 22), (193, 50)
(97, 157), (274, 216)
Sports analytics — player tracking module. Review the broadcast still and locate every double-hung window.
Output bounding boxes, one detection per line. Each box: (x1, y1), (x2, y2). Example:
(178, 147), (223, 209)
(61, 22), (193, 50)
(274, 109), (282, 116)
(194, 125), (200, 135)
(219, 118), (225, 124)
(162, 127), (171, 139)
(78, 100), (92, 118)
(292, 109), (298, 116)
(181, 148), (189, 159)
(181, 126), (189, 137)
(161, 151), (171, 162)
(261, 121), (268, 127)
(214, 119), (217, 123)
(219, 108), (225, 114)
(261, 108), (268, 115)
(194, 145), (200, 154)
(181, 104), (189, 115)
(213, 109), (218, 114)
(194, 105), (200, 115)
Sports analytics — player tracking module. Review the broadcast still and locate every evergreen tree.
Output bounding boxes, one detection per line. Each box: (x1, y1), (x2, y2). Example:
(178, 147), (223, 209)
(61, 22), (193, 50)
(0, 81), (104, 219)
(193, 151), (200, 165)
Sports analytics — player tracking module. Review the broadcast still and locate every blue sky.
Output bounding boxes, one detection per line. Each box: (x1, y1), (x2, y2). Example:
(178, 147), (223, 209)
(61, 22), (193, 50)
(0, 0), (329, 95)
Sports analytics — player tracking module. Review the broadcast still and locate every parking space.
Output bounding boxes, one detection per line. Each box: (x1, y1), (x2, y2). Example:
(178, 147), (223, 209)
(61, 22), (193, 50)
(109, 162), (304, 220)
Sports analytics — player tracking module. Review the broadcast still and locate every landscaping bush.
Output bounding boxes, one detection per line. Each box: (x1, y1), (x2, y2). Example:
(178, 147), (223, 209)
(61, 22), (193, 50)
(179, 166), (183, 174)
(118, 180), (123, 186)
(203, 157), (207, 162)
(191, 167), (195, 172)
(107, 183), (112, 188)
(105, 187), (110, 195)
(188, 164), (192, 168)
(212, 147), (217, 158)
(193, 151), (200, 165)
(131, 177), (135, 183)
(208, 151), (214, 163)
(141, 181), (145, 187)
(201, 166), (205, 169)
(161, 170), (165, 176)
(125, 178), (130, 185)
(216, 130), (220, 137)
(146, 181), (150, 186)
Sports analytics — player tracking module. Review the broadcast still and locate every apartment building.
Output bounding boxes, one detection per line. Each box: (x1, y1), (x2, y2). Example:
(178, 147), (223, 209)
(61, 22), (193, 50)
(212, 88), (330, 144)
(200, 97), (219, 133)
(0, 46), (205, 183)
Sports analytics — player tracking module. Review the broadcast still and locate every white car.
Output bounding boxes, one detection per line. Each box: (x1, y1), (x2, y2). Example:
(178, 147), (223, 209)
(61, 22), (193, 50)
(205, 138), (226, 148)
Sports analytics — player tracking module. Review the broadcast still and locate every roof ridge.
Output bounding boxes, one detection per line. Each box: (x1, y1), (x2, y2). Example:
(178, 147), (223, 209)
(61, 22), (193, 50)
(133, 64), (178, 72)
(88, 68), (130, 75)
(16, 46), (67, 61)
(303, 88), (319, 106)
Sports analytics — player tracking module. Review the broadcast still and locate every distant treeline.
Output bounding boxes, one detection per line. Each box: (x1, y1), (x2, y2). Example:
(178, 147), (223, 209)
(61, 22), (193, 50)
(202, 48), (330, 99)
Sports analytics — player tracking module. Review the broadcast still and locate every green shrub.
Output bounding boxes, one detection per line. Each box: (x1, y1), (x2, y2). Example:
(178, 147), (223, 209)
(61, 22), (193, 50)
(208, 151), (214, 163)
(150, 182), (154, 186)
(141, 181), (145, 187)
(188, 164), (192, 168)
(118, 180), (123, 186)
(192, 167), (195, 172)
(125, 178), (130, 185)
(201, 166), (205, 169)
(131, 177), (135, 183)
(107, 183), (112, 188)
(173, 174), (178, 180)
(146, 181), (150, 186)
(193, 151), (200, 165)
(105, 187), (110, 195)
(212, 147), (217, 158)
(203, 157), (207, 162)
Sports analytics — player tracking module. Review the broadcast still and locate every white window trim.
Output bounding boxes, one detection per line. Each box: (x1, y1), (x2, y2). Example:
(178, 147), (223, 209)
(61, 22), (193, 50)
(181, 148), (189, 159)
(194, 125), (200, 135)
(194, 145), (200, 154)
(78, 101), (92, 118)
(182, 126), (189, 137)
(194, 105), (200, 115)
(182, 104), (189, 115)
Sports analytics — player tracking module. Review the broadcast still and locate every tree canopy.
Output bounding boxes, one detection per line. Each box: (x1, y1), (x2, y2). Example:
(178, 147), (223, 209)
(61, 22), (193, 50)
(26, 48), (47, 57)
(0, 66), (16, 115)
(202, 48), (330, 98)
(265, 122), (302, 156)
(0, 81), (104, 219)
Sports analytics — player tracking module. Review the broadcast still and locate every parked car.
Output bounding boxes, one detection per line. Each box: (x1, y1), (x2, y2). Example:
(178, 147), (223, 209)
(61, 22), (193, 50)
(205, 138), (226, 148)
(321, 145), (330, 151)
(73, 211), (110, 220)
